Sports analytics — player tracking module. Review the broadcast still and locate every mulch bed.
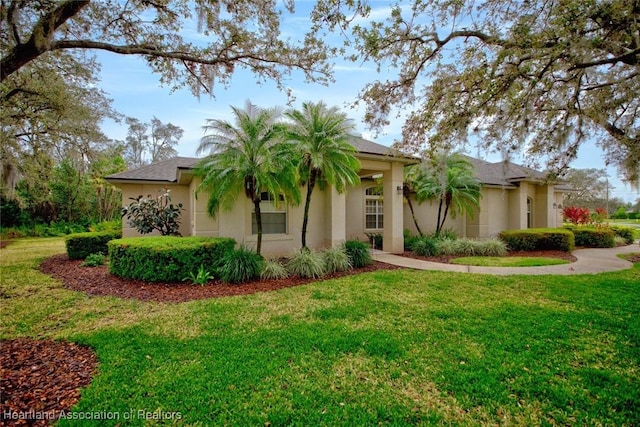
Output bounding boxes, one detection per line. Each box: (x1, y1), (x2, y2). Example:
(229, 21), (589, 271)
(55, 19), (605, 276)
(40, 254), (403, 303)
(401, 249), (578, 264)
(0, 339), (98, 427)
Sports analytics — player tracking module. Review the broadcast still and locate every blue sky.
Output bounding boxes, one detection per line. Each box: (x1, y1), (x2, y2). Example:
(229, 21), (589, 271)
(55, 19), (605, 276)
(95, 3), (638, 204)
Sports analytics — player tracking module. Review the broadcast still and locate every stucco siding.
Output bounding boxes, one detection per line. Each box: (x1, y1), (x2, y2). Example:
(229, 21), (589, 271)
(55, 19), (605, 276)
(119, 183), (192, 237)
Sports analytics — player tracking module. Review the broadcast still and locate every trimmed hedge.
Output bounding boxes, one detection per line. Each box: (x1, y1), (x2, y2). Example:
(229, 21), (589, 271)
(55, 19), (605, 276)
(498, 228), (575, 252)
(611, 226), (636, 245)
(108, 236), (236, 282)
(572, 227), (615, 248)
(65, 230), (122, 260)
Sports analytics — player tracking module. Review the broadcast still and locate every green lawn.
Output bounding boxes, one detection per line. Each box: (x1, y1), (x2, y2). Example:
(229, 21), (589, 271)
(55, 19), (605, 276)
(451, 256), (569, 267)
(2, 238), (639, 426)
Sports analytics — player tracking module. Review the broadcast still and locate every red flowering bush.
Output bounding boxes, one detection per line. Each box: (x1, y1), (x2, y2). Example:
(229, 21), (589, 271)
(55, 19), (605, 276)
(563, 206), (591, 225)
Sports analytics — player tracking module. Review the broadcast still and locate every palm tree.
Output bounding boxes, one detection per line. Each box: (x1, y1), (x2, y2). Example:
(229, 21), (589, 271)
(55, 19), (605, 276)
(412, 152), (482, 235)
(402, 167), (424, 236)
(285, 101), (360, 249)
(195, 101), (300, 255)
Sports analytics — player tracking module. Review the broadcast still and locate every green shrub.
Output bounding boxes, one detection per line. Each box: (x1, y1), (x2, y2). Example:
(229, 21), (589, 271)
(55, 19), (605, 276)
(404, 230), (420, 251)
(611, 226), (636, 245)
(81, 252), (106, 267)
(436, 238), (457, 256)
(412, 236), (440, 256)
(498, 228), (575, 252)
(89, 220), (122, 232)
(572, 227), (615, 248)
(477, 238), (508, 257)
(287, 249), (326, 279)
(454, 238), (477, 256)
(66, 230), (122, 260)
(261, 259), (289, 280)
(108, 236), (235, 282)
(323, 246), (352, 273)
(614, 235), (628, 247)
(219, 247), (263, 284)
(182, 264), (214, 285)
(344, 240), (373, 268)
(439, 228), (458, 240)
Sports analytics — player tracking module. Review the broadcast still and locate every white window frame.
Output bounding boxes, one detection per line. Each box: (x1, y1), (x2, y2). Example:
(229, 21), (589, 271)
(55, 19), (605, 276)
(364, 186), (383, 231)
(251, 192), (287, 235)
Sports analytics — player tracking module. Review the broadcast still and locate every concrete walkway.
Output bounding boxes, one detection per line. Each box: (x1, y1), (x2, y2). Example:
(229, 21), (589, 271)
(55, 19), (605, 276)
(373, 244), (639, 276)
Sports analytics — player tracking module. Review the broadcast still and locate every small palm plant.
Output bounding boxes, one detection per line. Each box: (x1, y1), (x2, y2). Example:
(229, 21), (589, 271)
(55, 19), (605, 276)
(183, 265), (214, 286)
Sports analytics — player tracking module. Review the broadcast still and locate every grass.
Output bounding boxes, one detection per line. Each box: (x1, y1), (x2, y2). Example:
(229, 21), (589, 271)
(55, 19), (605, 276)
(451, 256), (570, 267)
(2, 238), (639, 426)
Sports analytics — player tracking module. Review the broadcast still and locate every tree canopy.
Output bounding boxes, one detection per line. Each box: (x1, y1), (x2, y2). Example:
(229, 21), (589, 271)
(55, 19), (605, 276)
(1, 0), (332, 94)
(195, 101), (301, 255)
(319, 0), (639, 183)
(285, 101), (360, 248)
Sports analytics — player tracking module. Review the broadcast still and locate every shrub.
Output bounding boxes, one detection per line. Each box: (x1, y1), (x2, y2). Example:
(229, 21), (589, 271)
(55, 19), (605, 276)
(404, 230), (420, 251)
(344, 240), (373, 268)
(562, 206), (591, 225)
(572, 227), (615, 248)
(182, 264), (214, 285)
(439, 228), (458, 240)
(89, 220), (122, 232)
(287, 249), (326, 279)
(454, 238), (477, 256)
(614, 235), (628, 247)
(412, 236), (440, 256)
(108, 236), (235, 282)
(436, 238), (457, 256)
(66, 230), (122, 260)
(477, 238), (508, 257)
(612, 226), (636, 245)
(219, 247), (263, 284)
(498, 228), (575, 252)
(261, 259), (289, 280)
(81, 252), (106, 267)
(122, 190), (183, 236)
(323, 246), (352, 273)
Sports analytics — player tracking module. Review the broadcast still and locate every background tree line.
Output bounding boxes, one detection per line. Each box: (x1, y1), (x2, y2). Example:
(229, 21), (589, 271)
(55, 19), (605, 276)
(2, 0), (638, 231)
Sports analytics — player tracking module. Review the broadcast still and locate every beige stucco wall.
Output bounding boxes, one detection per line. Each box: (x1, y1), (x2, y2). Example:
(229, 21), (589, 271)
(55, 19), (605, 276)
(191, 184), (329, 258)
(119, 183), (192, 237)
(403, 197), (465, 237)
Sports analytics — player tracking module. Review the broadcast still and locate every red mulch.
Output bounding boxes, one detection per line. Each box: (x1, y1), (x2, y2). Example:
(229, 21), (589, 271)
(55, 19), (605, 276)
(0, 241), (10, 249)
(40, 254), (402, 303)
(401, 249), (578, 264)
(0, 339), (98, 426)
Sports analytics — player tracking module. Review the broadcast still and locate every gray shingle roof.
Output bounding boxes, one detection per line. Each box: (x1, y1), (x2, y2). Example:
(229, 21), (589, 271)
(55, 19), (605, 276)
(106, 157), (199, 182)
(106, 145), (567, 191)
(106, 137), (416, 182)
(348, 136), (408, 157)
(463, 156), (551, 187)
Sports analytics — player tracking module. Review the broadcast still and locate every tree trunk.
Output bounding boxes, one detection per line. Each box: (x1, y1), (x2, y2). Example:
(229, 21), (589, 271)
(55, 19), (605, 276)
(403, 184), (423, 236)
(435, 196), (444, 235)
(301, 170), (317, 249)
(439, 194), (452, 234)
(254, 199), (263, 255)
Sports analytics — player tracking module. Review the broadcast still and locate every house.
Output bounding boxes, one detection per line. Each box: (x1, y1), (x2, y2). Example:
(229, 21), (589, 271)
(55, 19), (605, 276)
(106, 138), (570, 256)
(403, 156), (569, 238)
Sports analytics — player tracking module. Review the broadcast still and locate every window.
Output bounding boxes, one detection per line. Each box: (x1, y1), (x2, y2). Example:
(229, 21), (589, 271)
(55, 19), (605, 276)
(365, 187), (383, 230)
(526, 197), (532, 228)
(252, 192), (287, 234)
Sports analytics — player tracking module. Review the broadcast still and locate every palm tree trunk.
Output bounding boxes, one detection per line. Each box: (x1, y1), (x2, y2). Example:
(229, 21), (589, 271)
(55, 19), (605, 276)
(439, 193), (452, 233)
(403, 184), (423, 236)
(301, 170), (317, 249)
(436, 196), (444, 235)
(254, 199), (263, 255)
